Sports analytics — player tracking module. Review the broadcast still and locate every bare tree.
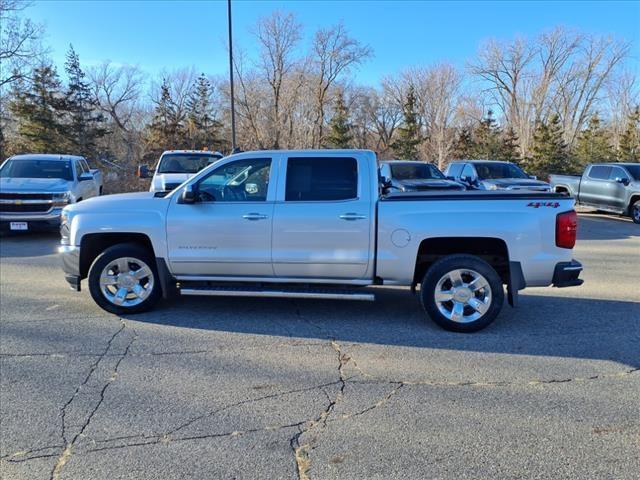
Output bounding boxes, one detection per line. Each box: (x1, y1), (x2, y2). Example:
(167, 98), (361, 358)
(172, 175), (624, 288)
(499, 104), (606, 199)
(310, 23), (371, 147)
(88, 61), (146, 164)
(0, 0), (45, 88)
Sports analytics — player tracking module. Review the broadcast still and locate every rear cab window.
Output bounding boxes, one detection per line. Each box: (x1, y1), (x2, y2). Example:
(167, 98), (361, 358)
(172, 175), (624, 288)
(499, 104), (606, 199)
(588, 166), (613, 180)
(285, 157), (358, 201)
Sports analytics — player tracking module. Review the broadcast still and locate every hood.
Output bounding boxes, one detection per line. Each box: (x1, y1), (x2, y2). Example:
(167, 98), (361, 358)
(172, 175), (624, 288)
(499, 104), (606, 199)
(397, 178), (465, 191)
(0, 177), (72, 193)
(65, 192), (160, 213)
(152, 173), (192, 192)
(483, 178), (550, 189)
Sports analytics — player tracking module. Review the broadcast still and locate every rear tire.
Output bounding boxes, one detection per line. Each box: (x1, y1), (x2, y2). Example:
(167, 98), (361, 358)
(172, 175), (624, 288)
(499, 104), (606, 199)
(420, 254), (504, 333)
(88, 243), (160, 315)
(631, 200), (640, 224)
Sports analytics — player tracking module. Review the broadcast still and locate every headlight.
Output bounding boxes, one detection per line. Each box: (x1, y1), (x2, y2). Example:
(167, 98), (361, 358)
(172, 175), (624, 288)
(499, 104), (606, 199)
(53, 192), (71, 207)
(59, 209), (70, 245)
(486, 183), (499, 190)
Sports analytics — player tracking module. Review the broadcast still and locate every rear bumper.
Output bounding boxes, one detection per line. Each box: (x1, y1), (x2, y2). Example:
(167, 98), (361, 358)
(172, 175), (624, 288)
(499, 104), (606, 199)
(552, 259), (584, 288)
(59, 245), (81, 291)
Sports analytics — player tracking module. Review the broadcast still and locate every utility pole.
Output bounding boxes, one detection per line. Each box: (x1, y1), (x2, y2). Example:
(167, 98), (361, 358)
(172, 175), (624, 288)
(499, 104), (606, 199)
(227, 0), (237, 152)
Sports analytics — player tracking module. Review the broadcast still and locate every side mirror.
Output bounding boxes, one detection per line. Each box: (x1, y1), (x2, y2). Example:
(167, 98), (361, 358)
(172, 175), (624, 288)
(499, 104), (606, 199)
(78, 172), (93, 182)
(180, 184), (198, 204)
(615, 177), (630, 186)
(137, 165), (152, 179)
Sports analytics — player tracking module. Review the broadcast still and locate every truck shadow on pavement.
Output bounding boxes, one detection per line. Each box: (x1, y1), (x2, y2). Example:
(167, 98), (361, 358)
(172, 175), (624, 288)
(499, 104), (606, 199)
(122, 287), (640, 369)
(0, 232), (60, 257)
(578, 214), (638, 241)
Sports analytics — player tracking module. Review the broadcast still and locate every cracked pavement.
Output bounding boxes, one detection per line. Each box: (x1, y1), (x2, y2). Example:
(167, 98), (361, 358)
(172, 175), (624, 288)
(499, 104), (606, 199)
(1, 213), (639, 479)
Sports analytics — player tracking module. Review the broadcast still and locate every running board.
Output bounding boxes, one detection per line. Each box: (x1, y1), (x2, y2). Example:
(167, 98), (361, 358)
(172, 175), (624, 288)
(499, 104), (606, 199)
(179, 285), (375, 301)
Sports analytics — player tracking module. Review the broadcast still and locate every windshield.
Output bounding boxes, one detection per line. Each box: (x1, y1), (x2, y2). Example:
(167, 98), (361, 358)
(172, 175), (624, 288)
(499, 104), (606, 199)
(0, 159), (73, 181)
(474, 162), (528, 180)
(390, 163), (445, 180)
(157, 153), (220, 174)
(623, 165), (640, 181)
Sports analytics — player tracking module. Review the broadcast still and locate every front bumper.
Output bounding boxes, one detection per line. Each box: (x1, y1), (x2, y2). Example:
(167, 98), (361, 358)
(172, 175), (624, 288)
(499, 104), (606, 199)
(59, 245), (81, 291)
(0, 209), (63, 230)
(552, 259), (584, 288)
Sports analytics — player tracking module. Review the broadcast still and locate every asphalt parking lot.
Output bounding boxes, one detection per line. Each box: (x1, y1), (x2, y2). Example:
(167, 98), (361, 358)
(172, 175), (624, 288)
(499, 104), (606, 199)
(1, 212), (639, 480)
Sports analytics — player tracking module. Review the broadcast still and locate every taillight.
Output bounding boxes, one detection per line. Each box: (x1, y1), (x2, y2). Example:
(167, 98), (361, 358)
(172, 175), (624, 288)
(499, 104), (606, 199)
(556, 210), (577, 249)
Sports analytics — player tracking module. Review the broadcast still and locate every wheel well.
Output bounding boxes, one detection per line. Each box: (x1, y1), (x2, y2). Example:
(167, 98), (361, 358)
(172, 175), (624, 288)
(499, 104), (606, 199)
(413, 237), (510, 285)
(80, 233), (155, 278)
(554, 186), (569, 195)
(629, 195), (640, 214)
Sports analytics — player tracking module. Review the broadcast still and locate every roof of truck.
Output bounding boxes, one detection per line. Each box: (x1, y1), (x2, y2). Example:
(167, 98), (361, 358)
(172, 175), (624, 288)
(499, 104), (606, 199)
(161, 150), (223, 156)
(8, 154), (84, 162)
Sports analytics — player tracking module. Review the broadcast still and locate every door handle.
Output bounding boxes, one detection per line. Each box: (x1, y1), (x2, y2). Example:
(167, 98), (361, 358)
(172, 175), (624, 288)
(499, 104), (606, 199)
(339, 213), (367, 221)
(242, 213), (268, 221)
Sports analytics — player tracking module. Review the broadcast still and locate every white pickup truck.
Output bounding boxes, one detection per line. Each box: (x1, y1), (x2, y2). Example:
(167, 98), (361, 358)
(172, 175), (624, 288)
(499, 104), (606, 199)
(59, 150), (582, 332)
(138, 150), (223, 194)
(1, 154), (102, 232)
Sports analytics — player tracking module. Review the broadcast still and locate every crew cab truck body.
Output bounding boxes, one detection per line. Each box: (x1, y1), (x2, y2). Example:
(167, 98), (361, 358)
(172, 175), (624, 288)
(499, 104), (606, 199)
(0, 154), (102, 232)
(60, 150), (582, 332)
(550, 163), (640, 224)
(138, 150), (223, 194)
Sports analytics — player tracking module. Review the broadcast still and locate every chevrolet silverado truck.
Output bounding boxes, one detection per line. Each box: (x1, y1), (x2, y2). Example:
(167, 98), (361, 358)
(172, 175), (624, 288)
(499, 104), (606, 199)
(138, 150), (223, 194)
(1, 154), (102, 232)
(446, 160), (551, 192)
(60, 149), (582, 332)
(550, 163), (640, 224)
(379, 160), (465, 192)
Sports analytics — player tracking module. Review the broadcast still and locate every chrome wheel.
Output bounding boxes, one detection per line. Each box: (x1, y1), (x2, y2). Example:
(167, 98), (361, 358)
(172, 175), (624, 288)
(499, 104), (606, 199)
(434, 268), (492, 324)
(99, 257), (154, 307)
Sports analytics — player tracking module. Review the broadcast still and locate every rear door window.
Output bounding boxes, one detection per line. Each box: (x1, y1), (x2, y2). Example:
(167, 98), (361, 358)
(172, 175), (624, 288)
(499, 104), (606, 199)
(285, 157), (358, 201)
(588, 166), (612, 180)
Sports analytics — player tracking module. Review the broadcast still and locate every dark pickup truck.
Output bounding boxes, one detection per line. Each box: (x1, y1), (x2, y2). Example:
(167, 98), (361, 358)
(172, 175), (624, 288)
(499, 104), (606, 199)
(550, 163), (640, 224)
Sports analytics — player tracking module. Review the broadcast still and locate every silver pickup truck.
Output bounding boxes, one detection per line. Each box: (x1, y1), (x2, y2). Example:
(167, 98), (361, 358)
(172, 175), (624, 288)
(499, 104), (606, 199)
(550, 163), (640, 224)
(1, 154), (102, 232)
(59, 149), (582, 332)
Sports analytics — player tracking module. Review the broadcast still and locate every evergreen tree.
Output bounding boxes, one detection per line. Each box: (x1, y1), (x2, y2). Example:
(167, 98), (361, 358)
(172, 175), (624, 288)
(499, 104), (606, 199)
(574, 112), (614, 167)
(186, 73), (222, 151)
(64, 45), (106, 158)
(326, 91), (352, 148)
(9, 64), (69, 153)
(147, 78), (180, 153)
(472, 109), (502, 159)
(499, 126), (520, 163)
(618, 106), (640, 162)
(452, 126), (475, 159)
(529, 114), (571, 177)
(391, 85), (421, 159)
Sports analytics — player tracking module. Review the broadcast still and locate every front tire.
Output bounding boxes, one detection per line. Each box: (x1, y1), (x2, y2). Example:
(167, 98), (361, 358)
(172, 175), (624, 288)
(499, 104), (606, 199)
(631, 200), (640, 224)
(420, 254), (504, 333)
(88, 243), (160, 315)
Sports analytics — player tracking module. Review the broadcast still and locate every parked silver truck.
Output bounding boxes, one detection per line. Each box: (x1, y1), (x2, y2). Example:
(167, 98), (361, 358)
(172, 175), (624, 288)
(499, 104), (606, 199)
(60, 149), (582, 332)
(0, 154), (102, 232)
(446, 160), (551, 191)
(550, 163), (640, 224)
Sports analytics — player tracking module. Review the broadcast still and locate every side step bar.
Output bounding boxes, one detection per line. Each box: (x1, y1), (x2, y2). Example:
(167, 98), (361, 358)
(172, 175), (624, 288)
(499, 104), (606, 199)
(179, 285), (375, 301)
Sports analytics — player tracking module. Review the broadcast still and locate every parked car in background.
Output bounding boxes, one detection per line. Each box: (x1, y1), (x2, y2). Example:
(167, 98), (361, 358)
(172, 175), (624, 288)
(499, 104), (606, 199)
(446, 160), (551, 192)
(138, 150), (223, 194)
(550, 163), (640, 224)
(0, 154), (102, 232)
(379, 160), (465, 192)
(60, 149), (582, 333)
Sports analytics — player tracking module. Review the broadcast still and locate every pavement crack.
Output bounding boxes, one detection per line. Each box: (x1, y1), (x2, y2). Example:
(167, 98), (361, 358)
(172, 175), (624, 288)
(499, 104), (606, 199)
(48, 321), (136, 480)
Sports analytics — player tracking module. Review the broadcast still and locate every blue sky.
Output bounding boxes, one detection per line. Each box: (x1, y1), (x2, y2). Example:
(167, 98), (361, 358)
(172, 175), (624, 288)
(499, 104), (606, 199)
(29, 0), (640, 83)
